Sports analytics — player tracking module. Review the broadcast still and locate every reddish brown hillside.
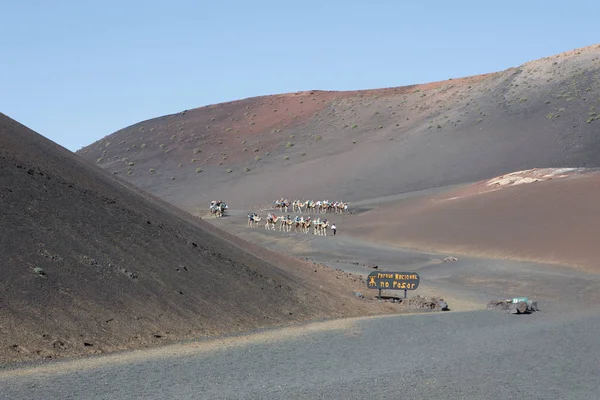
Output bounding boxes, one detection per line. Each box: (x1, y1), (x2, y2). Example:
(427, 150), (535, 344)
(78, 44), (600, 212)
(345, 168), (600, 273)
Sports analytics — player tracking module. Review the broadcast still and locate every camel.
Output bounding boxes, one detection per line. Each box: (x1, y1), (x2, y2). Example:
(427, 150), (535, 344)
(210, 200), (227, 218)
(313, 218), (329, 235)
(321, 220), (329, 235)
(320, 201), (332, 214)
(292, 200), (306, 213)
(274, 198), (290, 213)
(312, 218), (320, 234)
(334, 201), (349, 214)
(280, 215), (294, 232)
(247, 212), (261, 228)
(301, 217), (312, 234)
(265, 213), (283, 230)
(313, 201), (322, 213)
(292, 216), (306, 233)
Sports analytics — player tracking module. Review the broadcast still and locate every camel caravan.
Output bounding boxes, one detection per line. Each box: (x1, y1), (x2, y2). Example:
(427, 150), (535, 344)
(243, 198), (347, 236)
(247, 212), (331, 235)
(274, 198), (349, 214)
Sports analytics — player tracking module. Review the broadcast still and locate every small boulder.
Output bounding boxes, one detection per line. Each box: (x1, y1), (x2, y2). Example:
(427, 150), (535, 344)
(488, 298), (539, 314)
(487, 300), (511, 311)
(510, 301), (529, 314)
(404, 295), (450, 311)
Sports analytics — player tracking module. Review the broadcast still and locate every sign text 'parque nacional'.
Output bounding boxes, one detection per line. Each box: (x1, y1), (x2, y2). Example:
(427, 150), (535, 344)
(367, 271), (420, 290)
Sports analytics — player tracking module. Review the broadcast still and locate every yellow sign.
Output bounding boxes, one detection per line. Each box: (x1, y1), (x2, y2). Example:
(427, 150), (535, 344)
(366, 271), (420, 290)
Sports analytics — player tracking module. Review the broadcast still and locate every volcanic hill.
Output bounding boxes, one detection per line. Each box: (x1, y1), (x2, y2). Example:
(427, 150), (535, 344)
(78, 44), (600, 212)
(0, 113), (397, 364)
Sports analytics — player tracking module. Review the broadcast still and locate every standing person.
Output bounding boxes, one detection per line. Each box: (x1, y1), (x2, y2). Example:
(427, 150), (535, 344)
(331, 223), (337, 236)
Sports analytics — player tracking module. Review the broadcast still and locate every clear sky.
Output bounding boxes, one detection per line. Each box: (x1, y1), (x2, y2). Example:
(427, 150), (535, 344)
(1, 1), (598, 151)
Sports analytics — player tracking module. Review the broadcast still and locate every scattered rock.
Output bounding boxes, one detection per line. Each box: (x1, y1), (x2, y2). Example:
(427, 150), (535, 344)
(52, 340), (66, 350)
(116, 266), (138, 280)
(403, 295), (450, 311)
(10, 344), (29, 354)
(80, 255), (99, 266)
(487, 298), (539, 314)
(353, 291), (364, 298)
(486, 300), (511, 311)
(443, 257), (458, 262)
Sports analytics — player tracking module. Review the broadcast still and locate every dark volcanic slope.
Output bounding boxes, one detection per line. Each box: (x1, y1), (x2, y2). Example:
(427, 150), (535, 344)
(78, 44), (600, 211)
(0, 114), (396, 364)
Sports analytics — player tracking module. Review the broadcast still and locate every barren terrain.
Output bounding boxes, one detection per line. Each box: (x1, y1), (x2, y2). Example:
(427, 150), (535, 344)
(0, 113), (401, 365)
(5, 200), (600, 399)
(78, 44), (600, 212)
(344, 168), (600, 273)
(4, 44), (600, 399)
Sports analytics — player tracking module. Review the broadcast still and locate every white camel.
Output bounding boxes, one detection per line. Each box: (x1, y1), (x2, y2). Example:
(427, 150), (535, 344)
(265, 213), (283, 230)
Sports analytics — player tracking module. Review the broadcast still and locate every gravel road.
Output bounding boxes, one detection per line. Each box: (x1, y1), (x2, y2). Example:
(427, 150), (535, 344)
(2, 306), (600, 399)
(4, 209), (600, 399)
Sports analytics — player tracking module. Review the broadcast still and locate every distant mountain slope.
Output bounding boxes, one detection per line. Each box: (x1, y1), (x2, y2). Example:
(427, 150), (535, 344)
(345, 168), (600, 273)
(0, 113), (394, 364)
(78, 44), (600, 212)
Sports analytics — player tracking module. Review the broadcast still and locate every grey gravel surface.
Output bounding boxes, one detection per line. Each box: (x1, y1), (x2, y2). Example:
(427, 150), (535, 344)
(2, 307), (600, 399)
(4, 210), (600, 399)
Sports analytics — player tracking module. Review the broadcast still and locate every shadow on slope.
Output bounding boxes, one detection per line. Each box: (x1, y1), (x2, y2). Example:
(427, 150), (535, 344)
(0, 113), (397, 365)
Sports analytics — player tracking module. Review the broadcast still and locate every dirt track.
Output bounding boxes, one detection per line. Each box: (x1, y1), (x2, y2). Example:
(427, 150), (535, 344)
(213, 207), (600, 308)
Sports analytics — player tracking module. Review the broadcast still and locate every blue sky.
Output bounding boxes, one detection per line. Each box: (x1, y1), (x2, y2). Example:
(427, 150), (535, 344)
(1, 0), (598, 151)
